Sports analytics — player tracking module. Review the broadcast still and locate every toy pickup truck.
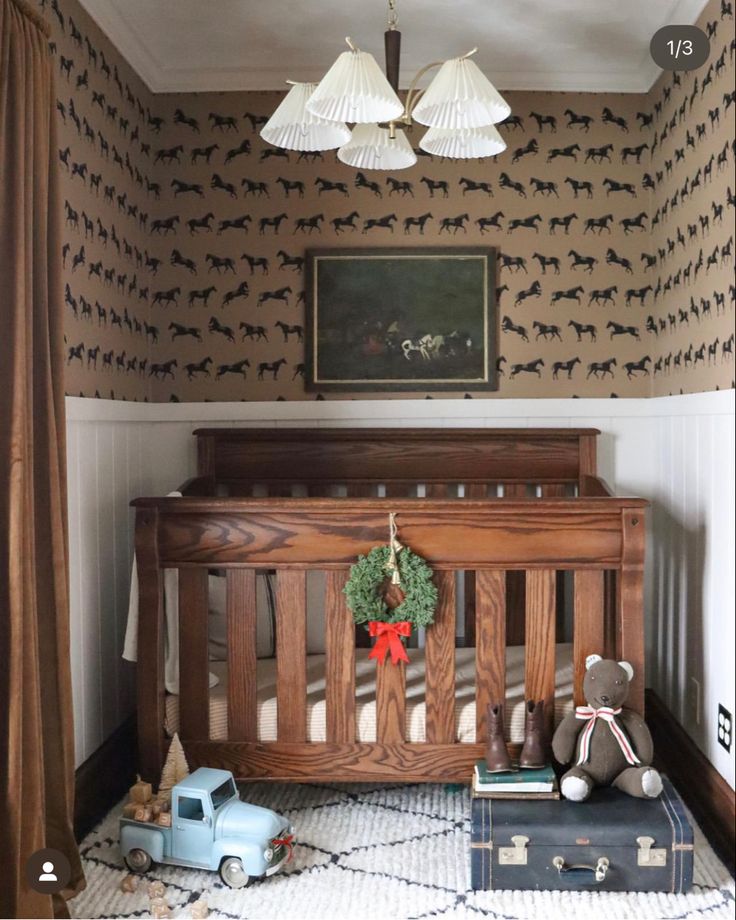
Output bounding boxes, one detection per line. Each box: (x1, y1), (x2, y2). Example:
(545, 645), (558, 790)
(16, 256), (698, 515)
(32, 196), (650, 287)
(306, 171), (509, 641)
(120, 768), (293, 888)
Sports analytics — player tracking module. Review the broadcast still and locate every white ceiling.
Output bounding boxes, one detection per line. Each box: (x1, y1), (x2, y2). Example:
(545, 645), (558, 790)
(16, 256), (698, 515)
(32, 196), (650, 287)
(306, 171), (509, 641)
(78, 0), (709, 94)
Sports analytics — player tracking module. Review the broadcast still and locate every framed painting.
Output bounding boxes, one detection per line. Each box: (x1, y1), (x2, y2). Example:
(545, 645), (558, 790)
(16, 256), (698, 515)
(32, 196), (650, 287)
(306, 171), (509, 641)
(305, 247), (497, 392)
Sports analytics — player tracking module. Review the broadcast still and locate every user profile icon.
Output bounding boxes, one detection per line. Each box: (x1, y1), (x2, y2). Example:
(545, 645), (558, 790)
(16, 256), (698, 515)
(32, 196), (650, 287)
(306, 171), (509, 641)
(39, 861), (58, 882)
(26, 847), (71, 895)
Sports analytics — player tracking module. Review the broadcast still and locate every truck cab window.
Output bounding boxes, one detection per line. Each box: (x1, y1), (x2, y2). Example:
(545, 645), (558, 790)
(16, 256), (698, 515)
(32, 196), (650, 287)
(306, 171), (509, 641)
(178, 796), (205, 821)
(211, 778), (236, 810)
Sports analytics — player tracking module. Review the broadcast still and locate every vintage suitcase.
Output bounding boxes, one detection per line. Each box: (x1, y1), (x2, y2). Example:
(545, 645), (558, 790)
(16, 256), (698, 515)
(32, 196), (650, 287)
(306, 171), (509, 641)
(471, 776), (693, 892)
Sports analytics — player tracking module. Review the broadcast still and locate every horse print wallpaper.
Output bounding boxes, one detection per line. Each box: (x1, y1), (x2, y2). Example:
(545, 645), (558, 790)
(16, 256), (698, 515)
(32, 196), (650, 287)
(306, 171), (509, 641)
(47, 0), (734, 402)
(40, 0), (165, 400)
(647, 0), (735, 395)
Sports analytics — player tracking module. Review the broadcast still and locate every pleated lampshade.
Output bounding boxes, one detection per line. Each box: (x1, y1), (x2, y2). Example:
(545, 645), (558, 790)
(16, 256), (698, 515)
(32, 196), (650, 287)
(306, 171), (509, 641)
(306, 49), (405, 124)
(337, 124), (417, 170)
(412, 55), (511, 129)
(419, 123), (507, 158)
(260, 82), (351, 151)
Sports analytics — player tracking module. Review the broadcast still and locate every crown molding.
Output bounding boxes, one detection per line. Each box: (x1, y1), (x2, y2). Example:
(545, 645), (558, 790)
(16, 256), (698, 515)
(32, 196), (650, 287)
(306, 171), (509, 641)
(78, 0), (710, 96)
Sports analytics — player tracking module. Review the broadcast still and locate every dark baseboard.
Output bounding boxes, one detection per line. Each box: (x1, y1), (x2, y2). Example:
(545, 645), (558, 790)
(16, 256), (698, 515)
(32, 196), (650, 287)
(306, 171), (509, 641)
(74, 715), (137, 842)
(647, 689), (735, 874)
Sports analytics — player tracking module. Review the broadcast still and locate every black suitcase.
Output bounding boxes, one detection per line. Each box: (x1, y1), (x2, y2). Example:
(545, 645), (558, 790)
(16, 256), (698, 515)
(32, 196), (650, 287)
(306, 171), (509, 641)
(470, 776), (693, 892)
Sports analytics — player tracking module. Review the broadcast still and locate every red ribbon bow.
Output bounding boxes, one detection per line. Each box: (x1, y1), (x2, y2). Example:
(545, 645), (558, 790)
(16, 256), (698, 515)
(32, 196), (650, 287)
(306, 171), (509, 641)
(272, 834), (295, 862)
(368, 620), (412, 665)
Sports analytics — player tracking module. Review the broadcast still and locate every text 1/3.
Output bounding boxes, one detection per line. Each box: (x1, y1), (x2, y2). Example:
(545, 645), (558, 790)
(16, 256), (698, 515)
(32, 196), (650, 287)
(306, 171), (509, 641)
(666, 39), (693, 57)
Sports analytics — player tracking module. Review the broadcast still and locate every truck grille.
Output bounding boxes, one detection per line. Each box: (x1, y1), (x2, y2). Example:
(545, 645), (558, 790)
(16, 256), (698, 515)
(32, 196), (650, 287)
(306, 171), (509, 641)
(270, 832), (294, 863)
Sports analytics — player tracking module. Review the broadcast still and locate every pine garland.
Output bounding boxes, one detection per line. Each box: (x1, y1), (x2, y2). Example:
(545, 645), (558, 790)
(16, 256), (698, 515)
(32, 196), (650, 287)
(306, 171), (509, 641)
(344, 545), (438, 629)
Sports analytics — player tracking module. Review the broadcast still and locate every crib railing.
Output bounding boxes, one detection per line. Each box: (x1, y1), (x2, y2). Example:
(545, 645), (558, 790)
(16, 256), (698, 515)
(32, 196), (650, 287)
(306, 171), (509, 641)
(133, 494), (646, 783)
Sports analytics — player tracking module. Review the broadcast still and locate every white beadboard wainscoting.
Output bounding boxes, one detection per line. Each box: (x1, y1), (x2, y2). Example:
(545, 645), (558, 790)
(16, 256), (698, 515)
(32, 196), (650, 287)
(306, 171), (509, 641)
(65, 391), (735, 787)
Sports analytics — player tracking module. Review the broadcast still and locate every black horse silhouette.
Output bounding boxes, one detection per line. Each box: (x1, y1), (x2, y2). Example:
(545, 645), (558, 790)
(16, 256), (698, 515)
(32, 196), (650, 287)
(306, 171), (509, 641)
(510, 358), (544, 377)
(607, 321), (640, 340)
(477, 212), (504, 233)
(552, 357), (581, 378)
(333, 212), (360, 233)
(217, 359), (251, 378)
(568, 320), (597, 341)
(208, 316), (235, 341)
(185, 357), (213, 379)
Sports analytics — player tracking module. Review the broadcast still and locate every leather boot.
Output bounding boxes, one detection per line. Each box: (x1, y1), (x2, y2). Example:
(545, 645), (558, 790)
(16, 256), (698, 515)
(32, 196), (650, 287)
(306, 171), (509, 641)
(485, 703), (513, 773)
(519, 699), (546, 768)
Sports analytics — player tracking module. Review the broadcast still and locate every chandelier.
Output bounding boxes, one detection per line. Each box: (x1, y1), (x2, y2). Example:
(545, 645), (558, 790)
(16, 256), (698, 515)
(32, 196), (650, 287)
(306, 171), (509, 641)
(260, 0), (511, 170)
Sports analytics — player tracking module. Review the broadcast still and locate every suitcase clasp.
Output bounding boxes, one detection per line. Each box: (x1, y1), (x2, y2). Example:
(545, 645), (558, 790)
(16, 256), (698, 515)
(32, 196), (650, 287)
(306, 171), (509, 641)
(498, 835), (529, 866)
(637, 835), (667, 867)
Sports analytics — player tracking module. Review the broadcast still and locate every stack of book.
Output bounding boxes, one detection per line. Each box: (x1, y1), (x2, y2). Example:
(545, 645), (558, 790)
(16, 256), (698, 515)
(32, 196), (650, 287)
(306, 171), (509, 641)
(472, 761), (560, 799)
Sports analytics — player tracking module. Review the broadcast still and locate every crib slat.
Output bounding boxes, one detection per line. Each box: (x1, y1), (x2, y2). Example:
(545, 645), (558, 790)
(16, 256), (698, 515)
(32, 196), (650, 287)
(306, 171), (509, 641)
(427, 483), (448, 498)
(425, 571), (456, 743)
(504, 484), (527, 645)
(541, 483), (566, 498)
(376, 660), (406, 743)
(325, 571), (355, 742)
(178, 568), (210, 740)
(464, 484), (486, 647)
(573, 569), (605, 706)
(276, 570), (307, 741)
(385, 482), (412, 498)
(525, 569), (556, 740)
(475, 570), (506, 740)
(346, 482), (373, 497)
(227, 569), (258, 740)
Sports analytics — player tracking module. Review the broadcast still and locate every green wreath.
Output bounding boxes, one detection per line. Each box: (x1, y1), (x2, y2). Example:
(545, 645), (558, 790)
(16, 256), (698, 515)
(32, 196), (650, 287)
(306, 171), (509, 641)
(344, 545), (438, 630)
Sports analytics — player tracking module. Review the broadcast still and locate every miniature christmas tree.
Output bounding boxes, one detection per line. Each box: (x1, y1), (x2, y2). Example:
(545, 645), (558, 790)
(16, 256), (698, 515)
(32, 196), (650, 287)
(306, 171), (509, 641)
(158, 733), (190, 801)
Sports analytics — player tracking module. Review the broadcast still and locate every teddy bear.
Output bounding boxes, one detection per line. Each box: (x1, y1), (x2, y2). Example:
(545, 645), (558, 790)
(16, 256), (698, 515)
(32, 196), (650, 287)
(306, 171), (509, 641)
(552, 655), (663, 802)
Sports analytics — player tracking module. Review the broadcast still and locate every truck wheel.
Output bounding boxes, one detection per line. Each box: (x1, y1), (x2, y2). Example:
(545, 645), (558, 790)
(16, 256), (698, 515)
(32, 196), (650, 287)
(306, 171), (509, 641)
(219, 857), (250, 889)
(124, 848), (152, 873)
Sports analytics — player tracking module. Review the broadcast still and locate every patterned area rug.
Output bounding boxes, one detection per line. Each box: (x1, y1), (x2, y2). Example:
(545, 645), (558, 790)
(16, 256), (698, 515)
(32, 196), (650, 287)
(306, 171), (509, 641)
(71, 782), (734, 920)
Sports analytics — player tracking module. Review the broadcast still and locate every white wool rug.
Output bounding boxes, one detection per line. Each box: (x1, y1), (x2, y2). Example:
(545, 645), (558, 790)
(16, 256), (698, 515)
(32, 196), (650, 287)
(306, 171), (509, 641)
(71, 782), (734, 920)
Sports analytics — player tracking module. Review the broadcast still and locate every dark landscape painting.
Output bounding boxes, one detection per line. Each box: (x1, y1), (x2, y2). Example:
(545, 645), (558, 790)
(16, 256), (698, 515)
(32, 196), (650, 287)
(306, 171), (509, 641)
(306, 248), (497, 392)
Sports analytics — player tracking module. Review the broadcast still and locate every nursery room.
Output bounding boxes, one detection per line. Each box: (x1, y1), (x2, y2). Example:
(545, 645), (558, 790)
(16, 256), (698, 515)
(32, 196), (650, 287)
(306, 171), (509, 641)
(1, 0), (735, 916)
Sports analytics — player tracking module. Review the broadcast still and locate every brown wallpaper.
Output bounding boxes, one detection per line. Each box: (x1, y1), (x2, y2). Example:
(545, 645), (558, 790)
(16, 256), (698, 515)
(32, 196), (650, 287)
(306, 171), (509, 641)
(648, 0), (735, 395)
(47, 0), (734, 401)
(42, 0), (165, 400)
(140, 87), (664, 401)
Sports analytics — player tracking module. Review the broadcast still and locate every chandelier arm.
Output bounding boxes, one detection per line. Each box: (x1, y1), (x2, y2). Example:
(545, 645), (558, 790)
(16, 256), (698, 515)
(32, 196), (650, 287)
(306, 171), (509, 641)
(403, 60), (444, 118)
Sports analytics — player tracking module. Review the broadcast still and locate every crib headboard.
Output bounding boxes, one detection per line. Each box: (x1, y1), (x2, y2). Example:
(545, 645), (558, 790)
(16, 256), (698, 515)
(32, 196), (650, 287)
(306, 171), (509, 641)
(192, 427), (600, 493)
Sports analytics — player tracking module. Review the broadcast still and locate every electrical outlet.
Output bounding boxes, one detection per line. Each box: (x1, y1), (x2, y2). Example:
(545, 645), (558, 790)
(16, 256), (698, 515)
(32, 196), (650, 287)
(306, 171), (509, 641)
(718, 705), (732, 753)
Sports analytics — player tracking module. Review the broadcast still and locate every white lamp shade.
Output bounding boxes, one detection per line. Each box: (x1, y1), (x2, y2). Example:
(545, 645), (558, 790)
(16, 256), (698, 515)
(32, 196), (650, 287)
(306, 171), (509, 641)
(260, 82), (351, 151)
(337, 124), (417, 170)
(306, 50), (404, 124)
(412, 56), (511, 129)
(419, 124), (507, 159)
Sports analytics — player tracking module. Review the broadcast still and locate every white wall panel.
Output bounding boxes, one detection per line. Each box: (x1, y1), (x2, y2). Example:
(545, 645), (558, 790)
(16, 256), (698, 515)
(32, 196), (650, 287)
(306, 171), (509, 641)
(65, 391), (735, 787)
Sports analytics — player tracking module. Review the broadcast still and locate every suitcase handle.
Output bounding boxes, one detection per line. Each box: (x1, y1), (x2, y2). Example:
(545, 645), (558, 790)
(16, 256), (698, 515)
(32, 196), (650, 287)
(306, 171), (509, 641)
(552, 855), (610, 884)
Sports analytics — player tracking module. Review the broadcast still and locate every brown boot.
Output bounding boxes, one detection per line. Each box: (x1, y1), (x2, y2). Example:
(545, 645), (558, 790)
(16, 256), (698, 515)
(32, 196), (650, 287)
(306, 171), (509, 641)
(485, 703), (513, 773)
(519, 699), (546, 768)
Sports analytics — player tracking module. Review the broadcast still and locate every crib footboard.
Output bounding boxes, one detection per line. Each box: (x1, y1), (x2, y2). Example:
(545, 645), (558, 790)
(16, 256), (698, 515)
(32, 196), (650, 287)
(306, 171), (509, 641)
(133, 495), (646, 783)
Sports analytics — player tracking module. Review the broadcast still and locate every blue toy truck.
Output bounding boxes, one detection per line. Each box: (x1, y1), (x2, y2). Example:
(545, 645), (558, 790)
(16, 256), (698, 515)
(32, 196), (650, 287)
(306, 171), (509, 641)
(120, 768), (293, 888)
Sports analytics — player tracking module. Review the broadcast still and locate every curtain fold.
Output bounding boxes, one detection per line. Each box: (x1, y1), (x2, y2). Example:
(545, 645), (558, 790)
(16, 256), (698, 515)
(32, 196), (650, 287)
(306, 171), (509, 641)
(0, 0), (85, 916)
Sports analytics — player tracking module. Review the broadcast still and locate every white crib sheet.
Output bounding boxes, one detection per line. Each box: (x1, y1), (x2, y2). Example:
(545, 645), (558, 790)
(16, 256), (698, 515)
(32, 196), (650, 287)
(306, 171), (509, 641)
(165, 643), (575, 744)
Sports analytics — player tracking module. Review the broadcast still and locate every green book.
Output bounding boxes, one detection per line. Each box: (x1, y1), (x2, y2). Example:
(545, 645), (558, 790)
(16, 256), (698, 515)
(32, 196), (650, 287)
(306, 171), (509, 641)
(474, 761), (556, 792)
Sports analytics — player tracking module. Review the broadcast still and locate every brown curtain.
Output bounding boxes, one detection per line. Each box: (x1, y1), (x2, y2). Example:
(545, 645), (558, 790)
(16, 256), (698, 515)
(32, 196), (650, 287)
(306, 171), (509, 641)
(0, 0), (85, 916)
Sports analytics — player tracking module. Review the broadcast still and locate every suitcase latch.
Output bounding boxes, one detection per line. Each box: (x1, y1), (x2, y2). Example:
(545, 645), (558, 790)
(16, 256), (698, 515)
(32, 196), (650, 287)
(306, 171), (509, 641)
(498, 835), (529, 866)
(637, 835), (667, 867)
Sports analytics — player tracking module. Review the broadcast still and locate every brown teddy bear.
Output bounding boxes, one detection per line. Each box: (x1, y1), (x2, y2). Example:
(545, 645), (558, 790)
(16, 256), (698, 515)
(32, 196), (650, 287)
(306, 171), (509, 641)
(552, 655), (663, 802)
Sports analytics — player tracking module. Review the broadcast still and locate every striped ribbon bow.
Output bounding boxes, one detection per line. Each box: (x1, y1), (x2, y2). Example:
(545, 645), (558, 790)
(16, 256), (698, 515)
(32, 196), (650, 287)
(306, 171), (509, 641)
(575, 706), (641, 766)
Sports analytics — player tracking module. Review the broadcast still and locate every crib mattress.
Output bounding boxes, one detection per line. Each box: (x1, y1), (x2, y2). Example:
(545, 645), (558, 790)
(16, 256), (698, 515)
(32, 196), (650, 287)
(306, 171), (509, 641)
(165, 643), (574, 744)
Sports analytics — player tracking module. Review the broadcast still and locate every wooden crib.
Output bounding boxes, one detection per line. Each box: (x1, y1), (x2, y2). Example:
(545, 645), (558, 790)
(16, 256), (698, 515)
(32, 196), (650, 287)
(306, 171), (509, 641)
(132, 427), (647, 784)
